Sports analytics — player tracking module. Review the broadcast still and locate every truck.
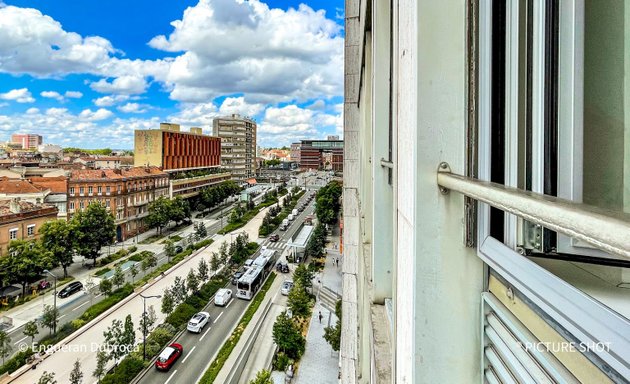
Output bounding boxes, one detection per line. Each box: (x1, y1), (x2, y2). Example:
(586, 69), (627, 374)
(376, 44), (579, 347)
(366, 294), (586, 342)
(292, 209), (298, 216)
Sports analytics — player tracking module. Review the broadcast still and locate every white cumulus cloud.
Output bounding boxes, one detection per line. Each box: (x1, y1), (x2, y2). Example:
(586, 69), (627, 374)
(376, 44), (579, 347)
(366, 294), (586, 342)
(93, 95), (130, 107)
(90, 76), (147, 95)
(64, 91), (83, 98)
(117, 103), (147, 114)
(40, 91), (64, 101)
(0, 88), (35, 103)
(79, 108), (113, 121)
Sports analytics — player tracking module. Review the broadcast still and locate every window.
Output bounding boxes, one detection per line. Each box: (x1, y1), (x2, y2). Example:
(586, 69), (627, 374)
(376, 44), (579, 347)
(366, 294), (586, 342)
(106, 186), (111, 194)
(27, 224), (35, 236)
(69, 202), (75, 210)
(106, 200), (110, 208)
(88, 186), (93, 195)
(9, 228), (17, 240)
(118, 185), (122, 193)
(79, 187), (84, 195)
(69, 187), (75, 195)
(98, 186), (102, 194)
(80, 201), (84, 210)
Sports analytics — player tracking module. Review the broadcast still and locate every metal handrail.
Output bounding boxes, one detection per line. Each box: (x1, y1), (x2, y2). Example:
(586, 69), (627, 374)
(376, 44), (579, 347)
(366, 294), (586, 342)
(437, 163), (630, 260)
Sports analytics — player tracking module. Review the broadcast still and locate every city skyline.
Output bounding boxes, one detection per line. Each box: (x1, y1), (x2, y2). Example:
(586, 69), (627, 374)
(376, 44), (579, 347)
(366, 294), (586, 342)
(0, 0), (344, 148)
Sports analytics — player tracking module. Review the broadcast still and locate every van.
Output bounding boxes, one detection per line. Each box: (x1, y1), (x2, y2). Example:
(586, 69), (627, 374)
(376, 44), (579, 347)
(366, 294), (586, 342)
(214, 288), (233, 306)
(292, 209), (298, 216)
(288, 214), (294, 221)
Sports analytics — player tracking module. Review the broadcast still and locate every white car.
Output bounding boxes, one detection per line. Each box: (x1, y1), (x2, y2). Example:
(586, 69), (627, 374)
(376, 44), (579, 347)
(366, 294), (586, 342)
(187, 312), (210, 333)
(281, 280), (294, 296)
(214, 288), (233, 306)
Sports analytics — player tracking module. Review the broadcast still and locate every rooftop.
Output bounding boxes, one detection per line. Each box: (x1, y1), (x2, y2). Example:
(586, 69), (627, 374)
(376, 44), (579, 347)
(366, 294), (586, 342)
(0, 177), (47, 195)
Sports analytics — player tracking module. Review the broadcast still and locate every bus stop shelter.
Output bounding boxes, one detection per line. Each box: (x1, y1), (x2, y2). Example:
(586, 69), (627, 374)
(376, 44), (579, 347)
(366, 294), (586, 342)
(287, 225), (314, 263)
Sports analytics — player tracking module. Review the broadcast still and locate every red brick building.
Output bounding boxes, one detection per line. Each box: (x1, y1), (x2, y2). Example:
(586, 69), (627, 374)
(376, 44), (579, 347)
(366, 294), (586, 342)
(134, 124), (221, 171)
(0, 199), (58, 256)
(68, 167), (169, 241)
(299, 139), (344, 172)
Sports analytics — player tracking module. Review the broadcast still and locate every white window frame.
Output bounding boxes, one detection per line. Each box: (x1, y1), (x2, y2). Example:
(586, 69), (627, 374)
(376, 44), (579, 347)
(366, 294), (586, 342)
(8, 228), (18, 240)
(27, 224), (35, 236)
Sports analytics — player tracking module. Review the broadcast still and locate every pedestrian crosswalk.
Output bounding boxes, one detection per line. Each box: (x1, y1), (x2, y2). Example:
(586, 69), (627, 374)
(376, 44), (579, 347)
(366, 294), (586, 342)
(258, 238), (291, 251)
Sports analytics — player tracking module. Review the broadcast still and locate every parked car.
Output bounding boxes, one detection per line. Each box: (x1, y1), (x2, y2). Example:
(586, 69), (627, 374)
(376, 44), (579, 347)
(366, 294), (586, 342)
(244, 259), (254, 267)
(232, 268), (247, 285)
(269, 234), (280, 242)
(187, 312), (210, 333)
(214, 288), (233, 306)
(281, 280), (294, 296)
(276, 262), (289, 273)
(174, 245), (183, 253)
(155, 343), (183, 371)
(38, 280), (51, 290)
(58, 281), (83, 298)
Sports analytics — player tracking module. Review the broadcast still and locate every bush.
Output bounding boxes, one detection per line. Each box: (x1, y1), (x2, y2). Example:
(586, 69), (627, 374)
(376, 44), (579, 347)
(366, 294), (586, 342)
(100, 355), (144, 384)
(94, 267), (111, 276)
(272, 352), (291, 371)
(0, 348), (33, 375)
(80, 284), (134, 322)
(192, 239), (213, 250)
(127, 246), (138, 253)
(165, 303), (197, 329)
(97, 249), (129, 266)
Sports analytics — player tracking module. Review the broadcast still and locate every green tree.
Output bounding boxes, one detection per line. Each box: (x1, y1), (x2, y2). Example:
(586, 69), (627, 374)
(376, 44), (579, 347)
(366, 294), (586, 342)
(120, 315), (135, 356)
(170, 196), (191, 225)
(163, 239), (176, 261)
(196, 221), (207, 238)
(141, 252), (157, 273)
(129, 264), (138, 283)
(272, 311), (305, 359)
(69, 359), (83, 384)
(111, 266), (124, 289)
(210, 252), (220, 272)
(139, 305), (157, 334)
(37, 371), (56, 384)
(161, 289), (175, 315)
(323, 300), (342, 351)
(186, 269), (199, 293)
(248, 369), (273, 384)
(40, 305), (59, 335)
(197, 258), (209, 281)
(2, 240), (51, 296)
(171, 276), (187, 304)
(39, 219), (77, 278)
(219, 241), (229, 265)
(93, 350), (108, 383)
(99, 278), (113, 296)
(293, 264), (314, 291)
(146, 197), (171, 234)
(102, 318), (124, 364)
(73, 202), (115, 267)
(287, 280), (312, 318)
(23, 320), (39, 344)
(0, 330), (11, 364)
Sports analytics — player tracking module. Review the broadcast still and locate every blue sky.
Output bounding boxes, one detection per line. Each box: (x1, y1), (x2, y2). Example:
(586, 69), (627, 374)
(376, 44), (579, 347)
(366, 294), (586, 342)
(0, 0), (344, 148)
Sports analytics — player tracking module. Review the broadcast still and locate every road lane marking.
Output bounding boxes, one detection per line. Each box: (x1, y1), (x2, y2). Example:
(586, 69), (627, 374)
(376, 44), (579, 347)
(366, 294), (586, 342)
(72, 301), (89, 311)
(181, 346), (195, 363)
(164, 369), (178, 384)
(199, 326), (211, 341)
(94, 293), (103, 298)
(58, 314), (67, 320)
(213, 312), (223, 323)
(14, 336), (28, 345)
(225, 299), (233, 309)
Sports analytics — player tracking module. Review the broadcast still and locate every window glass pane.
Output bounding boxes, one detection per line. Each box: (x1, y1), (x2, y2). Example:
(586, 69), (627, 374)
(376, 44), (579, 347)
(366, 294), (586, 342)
(583, 0), (629, 212)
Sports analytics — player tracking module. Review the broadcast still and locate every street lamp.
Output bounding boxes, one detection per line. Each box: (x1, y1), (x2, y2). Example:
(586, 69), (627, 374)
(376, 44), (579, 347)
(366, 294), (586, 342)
(43, 270), (57, 334)
(140, 294), (161, 361)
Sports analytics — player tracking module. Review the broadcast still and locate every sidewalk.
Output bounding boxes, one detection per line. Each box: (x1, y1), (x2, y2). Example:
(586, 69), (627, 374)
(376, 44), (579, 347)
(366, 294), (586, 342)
(295, 247), (342, 384)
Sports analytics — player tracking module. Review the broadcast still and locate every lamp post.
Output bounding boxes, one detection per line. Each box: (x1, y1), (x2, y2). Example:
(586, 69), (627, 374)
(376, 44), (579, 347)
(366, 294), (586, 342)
(140, 294), (161, 361)
(43, 270), (57, 334)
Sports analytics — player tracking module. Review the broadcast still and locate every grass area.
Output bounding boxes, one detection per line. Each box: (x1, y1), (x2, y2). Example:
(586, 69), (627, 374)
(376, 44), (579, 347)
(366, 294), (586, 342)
(198, 273), (277, 384)
(161, 235), (183, 244)
(94, 267), (111, 276)
(218, 206), (261, 234)
(139, 232), (166, 244)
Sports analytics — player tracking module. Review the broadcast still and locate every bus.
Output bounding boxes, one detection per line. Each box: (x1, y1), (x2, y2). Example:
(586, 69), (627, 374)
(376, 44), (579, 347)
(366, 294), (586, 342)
(254, 249), (276, 276)
(236, 266), (264, 300)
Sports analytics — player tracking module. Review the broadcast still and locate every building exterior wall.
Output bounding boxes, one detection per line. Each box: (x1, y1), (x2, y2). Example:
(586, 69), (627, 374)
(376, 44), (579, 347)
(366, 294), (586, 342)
(10, 134), (43, 149)
(290, 143), (301, 163)
(299, 140), (344, 171)
(169, 172), (232, 199)
(0, 202), (58, 256)
(134, 128), (221, 171)
(213, 114), (257, 180)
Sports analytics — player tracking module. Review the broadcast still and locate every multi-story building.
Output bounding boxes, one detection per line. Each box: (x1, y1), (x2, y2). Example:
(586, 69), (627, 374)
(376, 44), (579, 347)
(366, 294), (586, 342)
(299, 139), (343, 172)
(0, 199), (58, 256)
(134, 123), (221, 171)
(11, 134), (43, 150)
(290, 142), (301, 164)
(30, 176), (68, 220)
(68, 167), (169, 241)
(213, 114), (257, 180)
(343, 2), (630, 384)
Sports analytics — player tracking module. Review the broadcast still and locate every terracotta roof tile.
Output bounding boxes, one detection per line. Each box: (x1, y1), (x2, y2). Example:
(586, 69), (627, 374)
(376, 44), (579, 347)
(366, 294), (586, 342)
(0, 178), (47, 194)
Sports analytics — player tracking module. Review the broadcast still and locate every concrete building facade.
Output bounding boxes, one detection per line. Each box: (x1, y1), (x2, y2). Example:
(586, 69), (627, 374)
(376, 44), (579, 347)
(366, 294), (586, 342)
(290, 142), (301, 164)
(213, 114), (257, 180)
(0, 199), (58, 256)
(10, 134), (42, 150)
(299, 139), (343, 172)
(343, 1), (630, 384)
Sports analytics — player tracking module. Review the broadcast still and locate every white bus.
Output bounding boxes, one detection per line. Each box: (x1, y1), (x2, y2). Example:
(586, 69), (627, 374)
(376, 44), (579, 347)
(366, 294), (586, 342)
(236, 266), (264, 300)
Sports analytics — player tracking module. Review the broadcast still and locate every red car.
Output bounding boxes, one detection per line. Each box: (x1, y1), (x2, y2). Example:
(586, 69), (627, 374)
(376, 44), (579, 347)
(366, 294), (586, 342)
(269, 234), (280, 242)
(155, 343), (183, 371)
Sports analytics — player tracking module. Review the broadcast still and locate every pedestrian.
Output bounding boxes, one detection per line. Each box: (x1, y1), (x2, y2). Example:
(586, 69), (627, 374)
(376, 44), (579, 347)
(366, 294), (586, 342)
(318, 311), (323, 323)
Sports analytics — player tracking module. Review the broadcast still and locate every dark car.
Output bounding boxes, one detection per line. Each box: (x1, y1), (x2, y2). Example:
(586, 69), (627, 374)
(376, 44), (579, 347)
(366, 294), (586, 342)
(269, 234), (280, 242)
(155, 343), (183, 371)
(175, 245), (183, 254)
(58, 281), (83, 298)
(231, 268), (247, 285)
(276, 262), (289, 273)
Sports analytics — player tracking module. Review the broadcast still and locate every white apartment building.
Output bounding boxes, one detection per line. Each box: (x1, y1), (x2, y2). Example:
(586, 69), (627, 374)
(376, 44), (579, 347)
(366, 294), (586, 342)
(213, 114), (257, 180)
(343, 1), (630, 383)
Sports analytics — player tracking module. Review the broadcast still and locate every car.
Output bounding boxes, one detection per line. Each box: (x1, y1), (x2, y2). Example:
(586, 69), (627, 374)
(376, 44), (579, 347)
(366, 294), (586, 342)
(231, 268), (247, 285)
(269, 234), (280, 242)
(281, 280), (294, 296)
(276, 262), (289, 273)
(244, 258), (254, 267)
(187, 312), (210, 333)
(155, 343), (183, 371)
(214, 288), (233, 306)
(174, 245), (183, 253)
(58, 281), (83, 298)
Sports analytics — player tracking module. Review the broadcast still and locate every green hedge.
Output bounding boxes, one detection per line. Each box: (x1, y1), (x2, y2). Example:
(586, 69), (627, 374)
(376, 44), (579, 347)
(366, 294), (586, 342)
(94, 267), (111, 276)
(165, 277), (227, 330)
(101, 356), (145, 384)
(80, 284), (134, 323)
(218, 207), (261, 234)
(198, 273), (277, 383)
(97, 248), (130, 267)
(0, 349), (34, 375)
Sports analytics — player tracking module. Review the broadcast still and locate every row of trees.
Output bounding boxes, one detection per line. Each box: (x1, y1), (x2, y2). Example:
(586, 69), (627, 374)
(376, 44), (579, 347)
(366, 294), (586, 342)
(195, 180), (241, 213)
(0, 202), (116, 296)
(304, 223), (326, 259)
(315, 180), (342, 225)
(145, 196), (191, 235)
(161, 257), (214, 316)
